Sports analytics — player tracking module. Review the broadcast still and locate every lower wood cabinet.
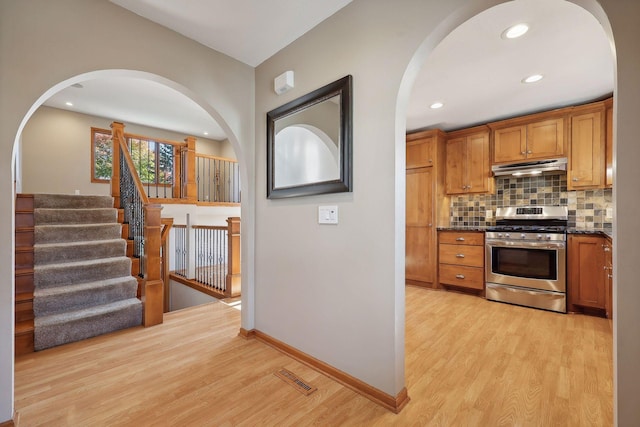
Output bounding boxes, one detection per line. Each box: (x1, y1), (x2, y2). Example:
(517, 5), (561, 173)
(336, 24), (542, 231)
(438, 230), (484, 291)
(568, 234), (612, 318)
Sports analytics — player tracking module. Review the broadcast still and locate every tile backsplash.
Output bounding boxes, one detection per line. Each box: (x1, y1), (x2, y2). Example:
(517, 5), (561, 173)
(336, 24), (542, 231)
(449, 174), (612, 230)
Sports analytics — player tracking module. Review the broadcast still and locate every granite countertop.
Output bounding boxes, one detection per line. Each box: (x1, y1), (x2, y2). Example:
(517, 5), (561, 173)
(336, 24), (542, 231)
(567, 228), (613, 238)
(437, 227), (613, 239)
(437, 226), (487, 232)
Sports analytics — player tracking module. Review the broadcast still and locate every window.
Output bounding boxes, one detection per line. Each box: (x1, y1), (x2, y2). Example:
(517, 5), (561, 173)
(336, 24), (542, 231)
(91, 128), (113, 182)
(91, 128), (176, 185)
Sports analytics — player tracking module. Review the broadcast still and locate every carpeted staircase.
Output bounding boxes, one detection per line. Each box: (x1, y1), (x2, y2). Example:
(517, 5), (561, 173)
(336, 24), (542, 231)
(33, 194), (142, 350)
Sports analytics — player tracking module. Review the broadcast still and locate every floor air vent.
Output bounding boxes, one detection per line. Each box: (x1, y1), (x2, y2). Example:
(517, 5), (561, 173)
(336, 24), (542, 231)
(274, 368), (317, 396)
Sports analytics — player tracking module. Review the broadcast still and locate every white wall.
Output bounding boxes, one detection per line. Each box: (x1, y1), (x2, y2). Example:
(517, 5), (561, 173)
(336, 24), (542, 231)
(255, 0), (640, 422)
(169, 280), (218, 312)
(0, 0), (255, 423)
(20, 106), (234, 195)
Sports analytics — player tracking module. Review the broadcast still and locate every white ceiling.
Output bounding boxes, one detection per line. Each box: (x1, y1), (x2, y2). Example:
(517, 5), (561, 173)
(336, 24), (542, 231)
(43, 0), (614, 141)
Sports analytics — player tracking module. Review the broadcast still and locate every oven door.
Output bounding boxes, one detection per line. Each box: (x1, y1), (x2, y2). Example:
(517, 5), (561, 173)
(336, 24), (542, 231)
(485, 240), (566, 293)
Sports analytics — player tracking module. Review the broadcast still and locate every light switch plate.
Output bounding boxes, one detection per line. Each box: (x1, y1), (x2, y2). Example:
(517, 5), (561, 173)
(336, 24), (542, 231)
(318, 206), (338, 224)
(485, 209), (493, 219)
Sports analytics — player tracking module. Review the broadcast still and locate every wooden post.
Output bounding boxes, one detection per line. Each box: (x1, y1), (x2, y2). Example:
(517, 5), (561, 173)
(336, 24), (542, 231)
(174, 145), (182, 199)
(184, 136), (197, 203)
(225, 217), (241, 297)
(110, 122), (125, 208)
(143, 204), (164, 326)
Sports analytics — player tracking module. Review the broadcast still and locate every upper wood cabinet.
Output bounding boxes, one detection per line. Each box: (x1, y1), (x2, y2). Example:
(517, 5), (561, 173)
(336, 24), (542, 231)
(406, 132), (435, 169)
(491, 116), (566, 164)
(445, 126), (491, 195)
(568, 102), (606, 190)
(605, 98), (614, 188)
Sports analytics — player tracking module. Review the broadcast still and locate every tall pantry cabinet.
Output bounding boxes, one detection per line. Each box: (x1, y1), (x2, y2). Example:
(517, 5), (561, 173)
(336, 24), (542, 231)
(406, 129), (448, 287)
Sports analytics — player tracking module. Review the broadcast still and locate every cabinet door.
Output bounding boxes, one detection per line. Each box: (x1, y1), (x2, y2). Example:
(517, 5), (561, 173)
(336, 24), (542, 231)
(493, 125), (526, 164)
(568, 111), (604, 189)
(407, 136), (435, 169)
(406, 167), (435, 283)
(568, 235), (606, 310)
(466, 132), (491, 194)
(445, 137), (466, 195)
(526, 118), (565, 160)
(606, 105), (613, 187)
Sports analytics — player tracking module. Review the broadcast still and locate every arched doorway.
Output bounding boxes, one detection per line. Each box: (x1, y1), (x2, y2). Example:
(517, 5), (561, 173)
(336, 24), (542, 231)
(396, 0), (616, 423)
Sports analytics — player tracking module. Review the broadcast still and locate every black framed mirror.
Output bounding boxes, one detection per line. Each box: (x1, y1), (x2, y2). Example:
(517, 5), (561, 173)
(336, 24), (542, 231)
(267, 75), (352, 199)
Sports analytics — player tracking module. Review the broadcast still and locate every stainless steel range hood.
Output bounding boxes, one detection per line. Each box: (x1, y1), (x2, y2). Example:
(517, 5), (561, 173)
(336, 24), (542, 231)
(491, 158), (567, 177)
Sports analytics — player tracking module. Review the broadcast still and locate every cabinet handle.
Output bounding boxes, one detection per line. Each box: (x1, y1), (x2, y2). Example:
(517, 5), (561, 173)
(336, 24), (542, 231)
(456, 254), (465, 258)
(428, 223), (432, 227)
(455, 237), (465, 241)
(603, 245), (611, 252)
(455, 274), (465, 279)
(527, 150), (532, 154)
(572, 177), (579, 182)
(521, 151), (526, 155)
(608, 274), (613, 279)
(429, 159), (433, 163)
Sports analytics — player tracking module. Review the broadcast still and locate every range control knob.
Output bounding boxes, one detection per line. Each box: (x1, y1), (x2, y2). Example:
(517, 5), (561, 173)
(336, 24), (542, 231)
(497, 233), (503, 238)
(537, 234), (543, 240)
(546, 234), (552, 240)
(521, 233), (526, 239)
(505, 233), (510, 238)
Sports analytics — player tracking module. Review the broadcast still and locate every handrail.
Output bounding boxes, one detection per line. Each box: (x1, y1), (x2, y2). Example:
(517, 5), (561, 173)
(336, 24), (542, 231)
(192, 225), (226, 230)
(112, 123), (150, 205)
(195, 153), (238, 163)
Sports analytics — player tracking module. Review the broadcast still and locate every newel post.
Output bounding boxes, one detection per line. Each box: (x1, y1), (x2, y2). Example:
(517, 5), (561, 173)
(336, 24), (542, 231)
(184, 136), (197, 203)
(143, 204), (164, 326)
(110, 122), (125, 208)
(225, 217), (241, 297)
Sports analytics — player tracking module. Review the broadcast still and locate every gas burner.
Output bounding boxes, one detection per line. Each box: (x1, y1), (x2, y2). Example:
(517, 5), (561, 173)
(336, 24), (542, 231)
(486, 224), (567, 233)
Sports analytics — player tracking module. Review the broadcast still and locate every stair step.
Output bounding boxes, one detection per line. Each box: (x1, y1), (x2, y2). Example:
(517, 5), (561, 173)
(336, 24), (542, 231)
(35, 208), (117, 225)
(33, 194), (114, 209)
(34, 276), (138, 317)
(35, 223), (122, 244)
(35, 239), (126, 265)
(34, 257), (131, 289)
(34, 298), (142, 351)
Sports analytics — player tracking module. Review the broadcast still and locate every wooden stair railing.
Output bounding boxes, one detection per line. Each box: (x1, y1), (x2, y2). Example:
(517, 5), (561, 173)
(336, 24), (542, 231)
(15, 194), (35, 355)
(169, 217), (241, 300)
(111, 122), (163, 327)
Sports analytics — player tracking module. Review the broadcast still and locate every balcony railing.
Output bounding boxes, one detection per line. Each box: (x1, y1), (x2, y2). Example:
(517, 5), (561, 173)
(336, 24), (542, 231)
(170, 217), (241, 299)
(196, 154), (241, 204)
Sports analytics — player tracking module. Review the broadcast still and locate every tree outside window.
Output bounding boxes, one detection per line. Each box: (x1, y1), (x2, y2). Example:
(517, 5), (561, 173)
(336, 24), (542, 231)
(92, 128), (175, 185)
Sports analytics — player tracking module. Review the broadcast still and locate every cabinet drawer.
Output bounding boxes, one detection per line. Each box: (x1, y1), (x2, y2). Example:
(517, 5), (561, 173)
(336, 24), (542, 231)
(439, 244), (483, 267)
(438, 231), (483, 246)
(439, 264), (484, 290)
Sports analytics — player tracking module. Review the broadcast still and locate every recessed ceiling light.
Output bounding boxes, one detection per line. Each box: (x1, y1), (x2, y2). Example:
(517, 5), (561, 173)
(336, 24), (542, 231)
(522, 74), (544, 84)
(203, 132), (209, 136)
(502, 23), (529, 39)
(65, 101), (73, 106)
(430, 102), (444, 109)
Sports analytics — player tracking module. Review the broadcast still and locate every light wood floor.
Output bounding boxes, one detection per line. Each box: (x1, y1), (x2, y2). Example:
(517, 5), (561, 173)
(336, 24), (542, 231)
(14, 286), (613, 426)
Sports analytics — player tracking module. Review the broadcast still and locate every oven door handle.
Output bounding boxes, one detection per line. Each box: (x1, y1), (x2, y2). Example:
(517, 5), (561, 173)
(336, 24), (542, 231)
(487, 240), (566, 250)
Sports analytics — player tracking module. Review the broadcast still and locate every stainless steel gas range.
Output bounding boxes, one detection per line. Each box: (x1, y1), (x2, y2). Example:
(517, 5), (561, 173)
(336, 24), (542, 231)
(485, 206), (568, 313)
